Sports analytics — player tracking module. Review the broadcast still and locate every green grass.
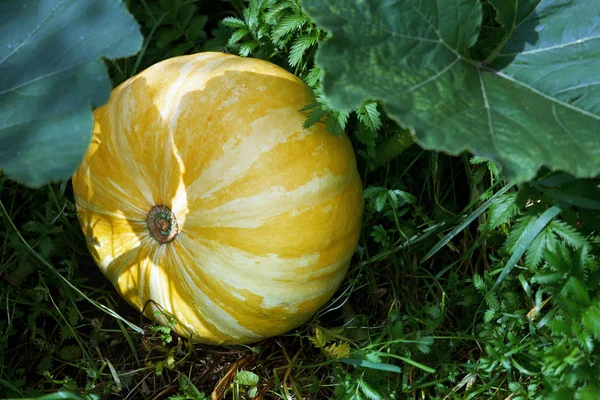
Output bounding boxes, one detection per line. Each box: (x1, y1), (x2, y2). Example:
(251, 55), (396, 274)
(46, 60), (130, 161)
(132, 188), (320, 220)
(2, 1), (600, 399)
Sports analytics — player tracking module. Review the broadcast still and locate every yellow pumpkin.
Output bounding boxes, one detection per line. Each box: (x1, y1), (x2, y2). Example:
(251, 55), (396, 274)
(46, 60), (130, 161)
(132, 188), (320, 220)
(72, 52), (363, 344)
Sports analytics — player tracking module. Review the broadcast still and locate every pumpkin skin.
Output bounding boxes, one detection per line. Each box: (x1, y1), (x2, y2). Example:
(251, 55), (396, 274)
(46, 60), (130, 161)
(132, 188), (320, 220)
(72, 52), (363, 344)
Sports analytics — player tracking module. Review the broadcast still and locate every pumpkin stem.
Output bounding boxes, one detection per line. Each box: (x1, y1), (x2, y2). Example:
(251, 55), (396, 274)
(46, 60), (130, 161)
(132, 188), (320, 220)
(147, 205), (178, 243)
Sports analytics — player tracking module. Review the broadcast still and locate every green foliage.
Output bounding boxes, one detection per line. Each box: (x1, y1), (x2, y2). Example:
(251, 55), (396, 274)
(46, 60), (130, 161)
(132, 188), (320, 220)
(222, 0), (410, 167)
(303, 0), (600, 182)
(2, 1), (600, 399)
(0, 0), (143, 188)
(110, 0), (233, 84)
(148, 310), (177, 346)
(234, 370), (259, 386)
(223, 0), (323, 72)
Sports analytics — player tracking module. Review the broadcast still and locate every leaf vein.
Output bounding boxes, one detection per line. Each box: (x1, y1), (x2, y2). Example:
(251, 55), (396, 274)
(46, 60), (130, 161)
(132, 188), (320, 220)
(499, 35), (600, 56)
(496, 71), (600, 121)
(478, 68), (499, 153)
(0, 0), (67, 65)
(406, 57), (461, 93)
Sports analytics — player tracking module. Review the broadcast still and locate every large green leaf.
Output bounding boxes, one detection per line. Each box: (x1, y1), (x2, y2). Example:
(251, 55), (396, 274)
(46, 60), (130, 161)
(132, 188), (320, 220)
(302, 0), (600, 182)
(0, 0), (143, 187)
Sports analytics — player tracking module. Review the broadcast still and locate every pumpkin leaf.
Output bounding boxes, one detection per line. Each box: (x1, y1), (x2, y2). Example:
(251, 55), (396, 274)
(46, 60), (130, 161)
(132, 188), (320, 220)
(302, 0), (600, 182)
(0, 0), (143, 187)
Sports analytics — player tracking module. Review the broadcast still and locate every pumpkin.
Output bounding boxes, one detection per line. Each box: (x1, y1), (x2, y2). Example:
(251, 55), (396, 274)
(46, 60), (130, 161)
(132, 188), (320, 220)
(72, 52), (363, 344)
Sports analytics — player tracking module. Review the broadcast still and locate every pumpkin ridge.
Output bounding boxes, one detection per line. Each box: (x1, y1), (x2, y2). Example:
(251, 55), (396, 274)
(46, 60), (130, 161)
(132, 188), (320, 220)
(73, 52), (364, 344)
(167, 242), (264, 341)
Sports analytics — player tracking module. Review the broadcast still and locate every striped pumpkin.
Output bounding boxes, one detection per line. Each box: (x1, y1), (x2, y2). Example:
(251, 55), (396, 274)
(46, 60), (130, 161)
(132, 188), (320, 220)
(72, 52), (363, 344)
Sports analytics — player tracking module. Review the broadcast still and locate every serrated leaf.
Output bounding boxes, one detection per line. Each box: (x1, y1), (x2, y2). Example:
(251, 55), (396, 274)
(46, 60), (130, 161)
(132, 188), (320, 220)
(248, 387), (258, 397)
(388, 190), (415, 207)
(324, 341), (351, 359)
(0, 0), (142, 187)
(488, 193), (520, 228)
(309, 327), (327, 348)
(363, 186), (387, 198)
(483, 309), (496, 323)
(303, 0), (600, 182)
(222, 17), (247, 29)
(37, 354), (53, 374)
(272, 14), (305, 42)
(288, 34), (318, 67)
(473, 274), (486, 292)
(374, 194), (387, 213)
(303, 107), (326, 129)
(228, 28), (250, 45)
(416, 336), (434, 354)
(239, 41), (259, 57)
(495, 206), (562, 289)
(177, 4), (197, 28)
(358, 378), (382, 400)
(187, 15), (208, 40)
(561, 276), (591, 307)
(305, 66), (323, 87)
(504, 214), (537, 253)
(39, 235), (54, 258)
(485, 292), (501, 311)
(156, 27), (182, 49)
(60, 324), (75, 340)
(582, 304), (600, 340)
(171, 42), (193, 57)
(525, 228), (549, 269)
(58, 345), (82, 362)
(68, 306), (79, 326)
(23, 221), (48, 235)
(550, 220), (587, 249)
(234, 370), (259, 386)
(264, 3), (289, 25)
(357, 102), (382, 131)
(326, 109), (349, 136)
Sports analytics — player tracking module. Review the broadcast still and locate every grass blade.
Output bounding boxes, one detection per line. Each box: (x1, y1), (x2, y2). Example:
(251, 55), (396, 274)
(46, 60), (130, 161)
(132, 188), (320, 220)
(340, 358), (402, 373)
(423, 183), (514, 261)
(492, 205), (562, 290)
(0, 199), (144, 335)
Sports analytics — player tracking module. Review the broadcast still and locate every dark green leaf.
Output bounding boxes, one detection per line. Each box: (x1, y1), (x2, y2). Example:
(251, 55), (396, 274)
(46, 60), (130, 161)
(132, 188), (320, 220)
(156, 27), (182, 49)
(582, 304), (600, 340)
(303, 0), (600, 182)
(177, 4), (197, 28)
(0, 0), (143, 187)
(187, 15), (209, 40)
